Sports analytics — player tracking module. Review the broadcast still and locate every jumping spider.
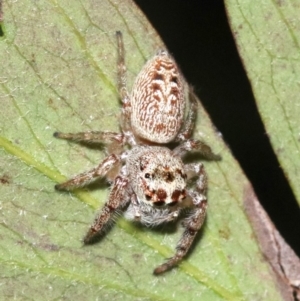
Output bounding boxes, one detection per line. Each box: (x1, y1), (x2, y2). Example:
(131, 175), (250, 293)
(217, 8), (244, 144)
(54, 32), (220, 274)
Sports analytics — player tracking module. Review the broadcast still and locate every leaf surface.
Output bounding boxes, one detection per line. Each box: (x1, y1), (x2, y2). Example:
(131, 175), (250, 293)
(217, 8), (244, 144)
(0, 0), (285, 300)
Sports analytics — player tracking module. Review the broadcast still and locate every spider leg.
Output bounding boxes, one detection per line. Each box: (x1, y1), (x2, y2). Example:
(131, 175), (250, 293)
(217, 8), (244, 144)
(116, 31), (129, 105)
(173, 138), (221, 161)
(116, 31), (132, 133)
(53, 131), (125, 155)
(84, 176), (131, 243)
(53, 131), (124, 144)
(175, 87), (198, 142)
(154, 162), (207, 275)
(55, 154), (121, 190)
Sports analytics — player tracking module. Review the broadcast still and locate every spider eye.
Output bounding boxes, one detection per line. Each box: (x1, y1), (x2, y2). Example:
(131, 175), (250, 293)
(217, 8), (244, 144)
(145, 173), (151, 179)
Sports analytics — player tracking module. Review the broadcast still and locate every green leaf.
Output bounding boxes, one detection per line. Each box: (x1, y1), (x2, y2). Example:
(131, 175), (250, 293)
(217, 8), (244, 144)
(0, 0), (285, 300)
(226, 0), (300, 205)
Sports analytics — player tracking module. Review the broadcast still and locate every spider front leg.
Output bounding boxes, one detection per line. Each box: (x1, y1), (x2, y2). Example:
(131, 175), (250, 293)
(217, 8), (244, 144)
(84, 176), (131, 243)
(154, 162), (208, 275)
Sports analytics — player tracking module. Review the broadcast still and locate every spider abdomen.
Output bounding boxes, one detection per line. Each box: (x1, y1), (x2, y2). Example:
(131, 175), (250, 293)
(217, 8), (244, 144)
(131, 51), (185, 143)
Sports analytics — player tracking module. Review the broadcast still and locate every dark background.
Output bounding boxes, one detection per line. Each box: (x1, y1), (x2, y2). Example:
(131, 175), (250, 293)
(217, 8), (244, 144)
(134, 0), (300, 256)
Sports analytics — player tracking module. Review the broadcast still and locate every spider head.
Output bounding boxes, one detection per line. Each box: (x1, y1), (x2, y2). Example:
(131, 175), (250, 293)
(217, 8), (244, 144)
(128, 146), (187, 208)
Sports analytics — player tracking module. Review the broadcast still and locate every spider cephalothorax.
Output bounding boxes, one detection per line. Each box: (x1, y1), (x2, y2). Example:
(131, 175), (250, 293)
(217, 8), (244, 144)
(129, 146), (187, 207)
